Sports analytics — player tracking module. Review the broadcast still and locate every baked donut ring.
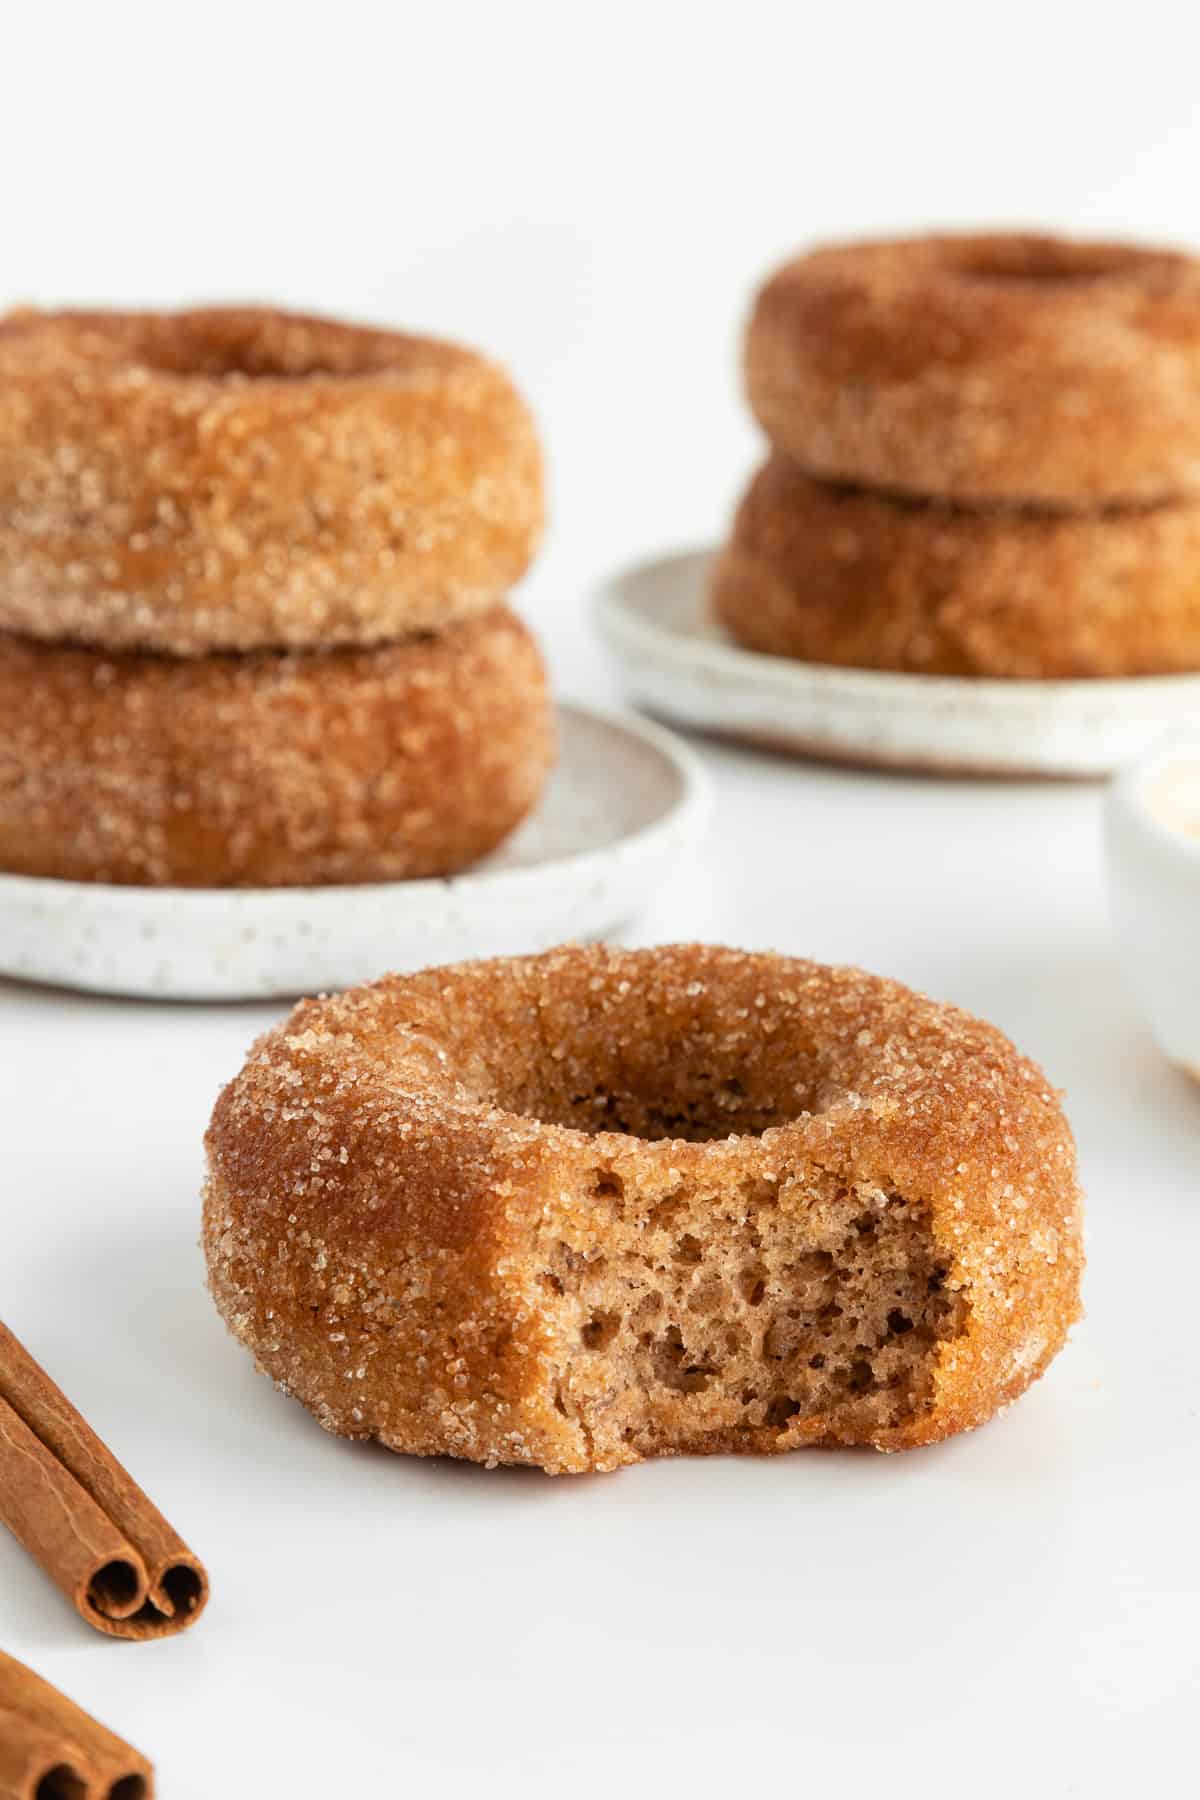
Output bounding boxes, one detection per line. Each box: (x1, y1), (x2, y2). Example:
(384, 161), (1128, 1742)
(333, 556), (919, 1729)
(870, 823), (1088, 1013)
(745, 234), (1200, 507)
(0, 306), (543, 655)
(203, 944), (1083, 1474)
(713, 456), (1200, 678)
(0, 605), (553, 887)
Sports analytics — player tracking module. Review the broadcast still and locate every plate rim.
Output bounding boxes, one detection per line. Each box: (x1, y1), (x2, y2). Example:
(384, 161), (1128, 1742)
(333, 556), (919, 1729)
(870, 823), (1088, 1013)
(595, 544), (1200, 711)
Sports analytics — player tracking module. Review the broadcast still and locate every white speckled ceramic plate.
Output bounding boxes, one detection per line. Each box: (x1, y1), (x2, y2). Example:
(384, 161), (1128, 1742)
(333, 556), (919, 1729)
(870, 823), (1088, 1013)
(595, 547), (1200, 778)
(0, 703), (709, 1001)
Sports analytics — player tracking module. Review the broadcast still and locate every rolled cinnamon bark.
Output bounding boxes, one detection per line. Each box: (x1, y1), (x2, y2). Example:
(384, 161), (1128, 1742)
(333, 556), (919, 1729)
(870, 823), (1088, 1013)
(0, 1704), (88, 1800)
(0, 1653), (153, 1797)
(0, 1322), (207, 1639)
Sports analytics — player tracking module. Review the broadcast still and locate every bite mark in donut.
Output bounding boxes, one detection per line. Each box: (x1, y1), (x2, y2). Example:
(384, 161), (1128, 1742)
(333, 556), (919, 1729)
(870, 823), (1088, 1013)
(203, 945), (1084, 1473)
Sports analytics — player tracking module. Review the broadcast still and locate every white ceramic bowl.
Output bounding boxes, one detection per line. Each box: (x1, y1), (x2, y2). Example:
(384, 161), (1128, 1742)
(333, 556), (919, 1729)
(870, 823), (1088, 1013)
(1105, 737), (1200, 1081)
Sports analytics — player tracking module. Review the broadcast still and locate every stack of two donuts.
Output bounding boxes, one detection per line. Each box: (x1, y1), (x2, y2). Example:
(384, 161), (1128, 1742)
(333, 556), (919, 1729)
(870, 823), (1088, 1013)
(0, 307), (554, 887)
(715, 234), (1200, 679)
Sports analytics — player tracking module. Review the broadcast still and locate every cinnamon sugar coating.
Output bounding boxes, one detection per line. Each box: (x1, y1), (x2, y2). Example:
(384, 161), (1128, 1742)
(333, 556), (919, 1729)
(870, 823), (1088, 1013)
(203, 944), (1083, 1474)
(0, 606), (553, 887)
(746, 234), (1200, 507)
(714, 455), (1200, 678)
(0, 306), (543, 654)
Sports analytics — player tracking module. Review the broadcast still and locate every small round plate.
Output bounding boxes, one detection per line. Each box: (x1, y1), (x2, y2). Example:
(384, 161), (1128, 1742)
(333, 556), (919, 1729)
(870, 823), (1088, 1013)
(595, 547), (1200, 778)
(0, 702), (709, 1001)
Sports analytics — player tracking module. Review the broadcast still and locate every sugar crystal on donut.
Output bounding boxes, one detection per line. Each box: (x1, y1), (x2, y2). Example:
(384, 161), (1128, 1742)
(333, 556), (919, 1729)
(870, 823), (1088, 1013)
(0, 305), (544, 655)
(745, 232), (1200, 508)
(714, 455), (1200, 678)
(203, 945), (1084, 1473)
(0, 607), (553, 886)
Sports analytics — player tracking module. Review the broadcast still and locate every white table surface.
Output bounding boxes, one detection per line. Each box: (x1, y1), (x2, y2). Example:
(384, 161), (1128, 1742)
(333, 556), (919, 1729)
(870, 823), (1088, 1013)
(2, 591), (1196, 1800)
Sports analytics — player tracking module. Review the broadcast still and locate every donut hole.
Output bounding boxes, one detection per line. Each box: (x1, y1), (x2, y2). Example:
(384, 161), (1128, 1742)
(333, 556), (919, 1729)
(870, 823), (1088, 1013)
(478, 1004), (826, 1142)
(514, 1078), (784, 1142)
(61, 309), (422, 382)
(542, 1176), (970, 1459)
(135, 315), (389, 380)
(954, 238), (1143, 285)
(431, 958), (850, 1141)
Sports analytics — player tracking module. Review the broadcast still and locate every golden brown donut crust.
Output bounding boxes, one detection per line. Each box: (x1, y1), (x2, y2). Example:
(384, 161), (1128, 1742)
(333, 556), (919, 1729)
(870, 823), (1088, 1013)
(0, 306), (543, 655)
(203, 944), (1084, 1475)
(0, 605), (554, 887)
(713, 456), (1200, 678)
(745, 234), (1200, 507)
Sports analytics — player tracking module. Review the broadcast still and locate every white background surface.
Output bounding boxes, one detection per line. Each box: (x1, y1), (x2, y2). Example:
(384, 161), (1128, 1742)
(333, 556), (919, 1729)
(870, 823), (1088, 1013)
(3, 3), (1199, 1794)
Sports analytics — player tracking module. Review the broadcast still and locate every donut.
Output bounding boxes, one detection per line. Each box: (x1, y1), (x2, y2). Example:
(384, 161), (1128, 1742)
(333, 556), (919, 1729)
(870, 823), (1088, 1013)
(203, 943), (1084, 1474)
(745, 233), (1200, 507)
(0, 605), (553, 887)
(0, 305), (543, 655)
(712, 455), (1200, 678)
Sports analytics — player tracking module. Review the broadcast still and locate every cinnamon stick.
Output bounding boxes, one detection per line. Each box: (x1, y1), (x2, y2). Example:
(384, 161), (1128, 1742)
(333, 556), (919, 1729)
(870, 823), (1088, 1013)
(0, 1651), (153, 1798)
(0, 1705), (89, 1800)
(0, 1322), (207, 1640)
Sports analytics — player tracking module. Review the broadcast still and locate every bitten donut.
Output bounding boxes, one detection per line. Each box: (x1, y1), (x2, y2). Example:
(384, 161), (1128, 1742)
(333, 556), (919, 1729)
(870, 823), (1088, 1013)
(203, 944), (1084, 1475)
(713, 456), (1200, 678)
(0, 606), (553, 887)
(745, 234), (1200, 507)
(0, 306), (543, 655)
